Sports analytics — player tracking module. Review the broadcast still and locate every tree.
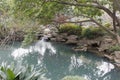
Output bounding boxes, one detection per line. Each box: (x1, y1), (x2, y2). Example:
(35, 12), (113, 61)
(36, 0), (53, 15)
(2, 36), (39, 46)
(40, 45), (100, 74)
(13, 0), (120, 43)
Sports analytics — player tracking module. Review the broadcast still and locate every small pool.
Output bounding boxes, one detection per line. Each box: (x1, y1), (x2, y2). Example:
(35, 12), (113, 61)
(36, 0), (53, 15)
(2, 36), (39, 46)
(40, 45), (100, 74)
(0, 40), (120, 80)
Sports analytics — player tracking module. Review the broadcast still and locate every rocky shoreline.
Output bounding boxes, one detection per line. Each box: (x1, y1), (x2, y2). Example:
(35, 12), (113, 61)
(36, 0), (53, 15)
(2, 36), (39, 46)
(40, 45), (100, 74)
(40, 29), (120, 68)
(1, 26), (119, 68)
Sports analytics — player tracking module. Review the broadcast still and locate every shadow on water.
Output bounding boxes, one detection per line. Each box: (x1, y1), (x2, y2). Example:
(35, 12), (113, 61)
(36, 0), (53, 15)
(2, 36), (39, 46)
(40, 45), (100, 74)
(42, 42), (120, 80)
(0, 39), (120, 80)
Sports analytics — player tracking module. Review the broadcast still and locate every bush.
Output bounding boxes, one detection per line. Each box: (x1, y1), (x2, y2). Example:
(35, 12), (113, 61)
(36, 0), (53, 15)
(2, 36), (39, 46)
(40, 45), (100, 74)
(0, 62), (48, 80)
(82, 26), (104, 39)
(61, 76), (86, 80)
(59, 23), (82, 35)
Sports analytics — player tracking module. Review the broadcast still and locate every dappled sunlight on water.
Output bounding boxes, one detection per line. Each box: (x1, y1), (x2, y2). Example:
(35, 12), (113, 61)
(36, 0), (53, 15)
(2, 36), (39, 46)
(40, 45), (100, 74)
(0, 41), (120, 80)
(11, 48), (32, 59)
(96, 61), (114, 77)
(68, 54), (115, 80)
(11, 39), (56, 59)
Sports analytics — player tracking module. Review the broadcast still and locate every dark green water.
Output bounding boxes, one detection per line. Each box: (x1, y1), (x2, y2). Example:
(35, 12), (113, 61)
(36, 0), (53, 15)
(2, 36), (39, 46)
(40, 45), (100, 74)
(0, 40), (120, 80)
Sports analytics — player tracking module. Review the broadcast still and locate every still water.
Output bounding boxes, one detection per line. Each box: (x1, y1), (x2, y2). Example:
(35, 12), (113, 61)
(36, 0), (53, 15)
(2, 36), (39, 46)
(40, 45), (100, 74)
(0, 39), (120, 80)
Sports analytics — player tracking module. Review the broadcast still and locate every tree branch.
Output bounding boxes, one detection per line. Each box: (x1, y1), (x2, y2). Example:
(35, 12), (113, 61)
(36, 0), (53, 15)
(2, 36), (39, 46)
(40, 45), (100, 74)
(50, 0), (120, 26)
(53, 19), (92, 24)
(80, 14), (116, 36)
(51, 1), (100, 8)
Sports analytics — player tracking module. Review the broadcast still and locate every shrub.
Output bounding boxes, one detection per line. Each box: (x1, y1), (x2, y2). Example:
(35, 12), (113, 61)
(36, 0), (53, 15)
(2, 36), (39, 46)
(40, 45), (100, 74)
(0, 62), (48, 80)
(59, 23), (82, 35)
(82, 26), (104, 39)
(61, 76), (86, 80)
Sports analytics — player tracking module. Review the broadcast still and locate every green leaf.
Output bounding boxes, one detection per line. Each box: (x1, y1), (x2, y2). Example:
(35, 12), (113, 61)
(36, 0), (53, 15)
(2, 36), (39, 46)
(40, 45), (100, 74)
(6, 69), (15, 80)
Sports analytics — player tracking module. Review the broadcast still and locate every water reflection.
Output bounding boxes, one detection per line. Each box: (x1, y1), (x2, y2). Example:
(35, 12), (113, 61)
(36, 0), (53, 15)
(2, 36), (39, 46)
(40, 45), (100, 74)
(40, 43), (119, 80)
(11, 48), (32, 59)
(0, 41), (120, 80)
(96, 61), (114, 77)
(11, 39), (56, 59)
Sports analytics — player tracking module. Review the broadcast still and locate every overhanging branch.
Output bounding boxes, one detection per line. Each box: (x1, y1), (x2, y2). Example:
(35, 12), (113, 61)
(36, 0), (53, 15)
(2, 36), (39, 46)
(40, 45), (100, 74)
(50, 0), (120, 26)
(53, 19), (92, 24)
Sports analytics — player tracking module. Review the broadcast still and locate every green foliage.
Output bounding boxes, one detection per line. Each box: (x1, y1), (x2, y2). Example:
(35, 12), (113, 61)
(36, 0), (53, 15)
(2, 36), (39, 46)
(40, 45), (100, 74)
(22, 26), (39, 47)
(59, 23), (82, 35)
(0, 62), (47, 80)
(61, 75), (86, 80)
(82, 26), (104, 39)
(14, 0), (65, 24)
(104, 23), (111, 28)
(74, 6), (102, 18)
(109, 44), (120, 52)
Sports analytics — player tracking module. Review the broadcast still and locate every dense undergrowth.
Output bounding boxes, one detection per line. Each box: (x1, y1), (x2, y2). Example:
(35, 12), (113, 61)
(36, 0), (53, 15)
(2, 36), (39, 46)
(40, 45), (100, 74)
(0, 16), (41, 47)
(59, 23), (82, 35)
(59, 23), (105, 39)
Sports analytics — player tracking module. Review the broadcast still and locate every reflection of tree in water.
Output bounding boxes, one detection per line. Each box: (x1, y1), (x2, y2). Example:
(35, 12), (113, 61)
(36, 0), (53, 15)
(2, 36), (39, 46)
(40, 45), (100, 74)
(22, 52), (39, 65)
(98, 68), (120, 80)
(42, 43), (120, 80)
(43, 49), (71, 80)
(20, 42), (120, 80)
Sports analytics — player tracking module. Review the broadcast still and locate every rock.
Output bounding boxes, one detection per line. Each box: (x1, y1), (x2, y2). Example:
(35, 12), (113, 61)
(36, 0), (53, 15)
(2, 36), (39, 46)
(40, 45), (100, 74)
(66, 40), (78, 45)
(60, 33), (68, 37)
(50, 38), (56, 41)
(73, 46), (87, 51)
(50, 26), (58, 32)
(115, 63), (120, 67)
(114, 51), (120, 59)
(56, 37), (66, 42)
(77, 39), (88, 46)
(65, 35), (78, 45)
(51, 32), (58, 37)
(114, 58), (120, 64)
(104, 38), (113, 43)
(47, 34), (52, 38)
(87, 40), (100, 47)
(44, 28), (51, 35)
(104, 54), (114, 60)
(66, 35), (78, 40)
(98, 42), (111, 52)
